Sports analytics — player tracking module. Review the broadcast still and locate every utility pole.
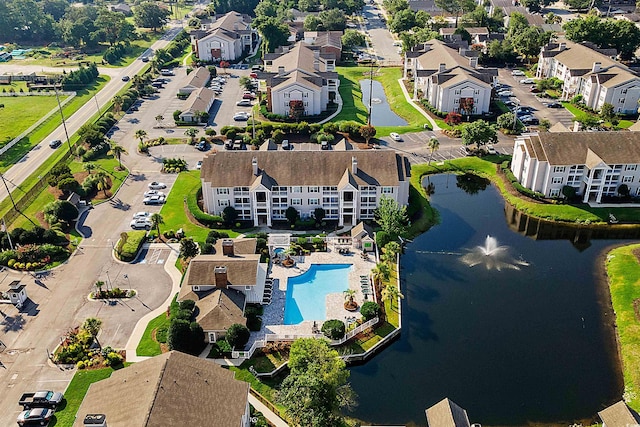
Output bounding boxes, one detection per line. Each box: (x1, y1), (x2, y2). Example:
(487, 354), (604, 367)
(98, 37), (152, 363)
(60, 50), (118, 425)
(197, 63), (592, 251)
(54, 82), (72, 154)
(0, 172), (36, 227)
(367, 60), (374, 126)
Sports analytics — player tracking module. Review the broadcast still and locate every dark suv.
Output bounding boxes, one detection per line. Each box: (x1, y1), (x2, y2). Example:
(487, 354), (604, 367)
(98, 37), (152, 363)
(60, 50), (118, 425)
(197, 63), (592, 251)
(49, 140), (61, 149)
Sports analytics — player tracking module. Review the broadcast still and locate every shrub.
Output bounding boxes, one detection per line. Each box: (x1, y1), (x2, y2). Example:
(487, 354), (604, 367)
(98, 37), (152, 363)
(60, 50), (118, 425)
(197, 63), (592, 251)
(226, 323), (250, 349)
(360, 301), (380, 320)
(375, 230), (393, 248)
(76, 360), (85, 369)
(117, 230), (146, 261)
(187, 189), (224, 227)
(247, 316), (262, 331)
(321, 319), (345, 340)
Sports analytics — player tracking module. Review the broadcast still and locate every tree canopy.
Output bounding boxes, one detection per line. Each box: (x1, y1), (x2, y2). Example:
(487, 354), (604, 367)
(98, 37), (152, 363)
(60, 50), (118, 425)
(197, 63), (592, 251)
(460, 120), (498, 148)
(563, 16), (640, 59)
(134, 2), (170, 31)
(374, 197), (409, 238)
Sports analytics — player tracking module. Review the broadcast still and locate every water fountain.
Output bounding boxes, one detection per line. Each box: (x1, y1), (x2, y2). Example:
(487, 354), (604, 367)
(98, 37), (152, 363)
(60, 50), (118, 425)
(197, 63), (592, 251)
(461, 235), (529, 270)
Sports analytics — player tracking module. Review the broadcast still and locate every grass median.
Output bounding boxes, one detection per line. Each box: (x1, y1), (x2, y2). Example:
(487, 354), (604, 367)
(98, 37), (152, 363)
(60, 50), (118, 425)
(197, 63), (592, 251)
(605, 243), (640, 411)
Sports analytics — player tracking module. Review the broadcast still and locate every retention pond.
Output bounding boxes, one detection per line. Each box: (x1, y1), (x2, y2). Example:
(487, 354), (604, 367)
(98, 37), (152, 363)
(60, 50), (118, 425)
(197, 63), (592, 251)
(348, 174), (624, 426)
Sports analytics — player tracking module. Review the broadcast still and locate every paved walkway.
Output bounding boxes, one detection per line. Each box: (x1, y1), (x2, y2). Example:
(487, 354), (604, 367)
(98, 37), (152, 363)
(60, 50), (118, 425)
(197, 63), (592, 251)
(248, 394), (289, 427)
(124, 243), (181, 362)
(398, 77), (441, 131)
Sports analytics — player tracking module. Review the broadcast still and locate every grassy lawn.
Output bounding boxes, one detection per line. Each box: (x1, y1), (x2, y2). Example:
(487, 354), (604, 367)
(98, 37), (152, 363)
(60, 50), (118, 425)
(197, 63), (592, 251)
(159, 171), (240, 244)
(606, 244), (640, 411)
(0, 95), (67, 148)
(228, 365), (287, 414)
(411, 157), (640, 223)
(334, 66), (427, 137)
(561, 102), (636, 129)
(0, 76), (110, 173)
(52, 367), (120, 426)
(136, 312), (170, 357)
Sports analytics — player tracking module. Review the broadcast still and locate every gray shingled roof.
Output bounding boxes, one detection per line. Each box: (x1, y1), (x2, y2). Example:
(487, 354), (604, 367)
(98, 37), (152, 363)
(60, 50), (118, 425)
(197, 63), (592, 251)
(425, 398), (471, 427)
(598, 400), (640, 427)
(72, 351), (249, 427)
(200, 151), (409, 188)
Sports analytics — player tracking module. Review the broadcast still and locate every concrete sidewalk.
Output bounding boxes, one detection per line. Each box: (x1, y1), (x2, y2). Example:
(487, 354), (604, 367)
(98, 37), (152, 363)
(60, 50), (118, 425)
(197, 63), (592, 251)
(124, 243), (181, 362)
(248, 394), (289, 427)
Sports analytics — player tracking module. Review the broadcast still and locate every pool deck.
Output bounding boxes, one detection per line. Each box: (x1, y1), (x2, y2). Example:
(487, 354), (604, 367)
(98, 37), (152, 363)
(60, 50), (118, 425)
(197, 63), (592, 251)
(249, 248), (376, 346)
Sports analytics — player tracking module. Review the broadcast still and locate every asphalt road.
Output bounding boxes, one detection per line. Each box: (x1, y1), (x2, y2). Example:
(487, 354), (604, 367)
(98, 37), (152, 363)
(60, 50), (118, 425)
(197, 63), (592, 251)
(0, 25), (184, 207)
(363, 1), (402, 65)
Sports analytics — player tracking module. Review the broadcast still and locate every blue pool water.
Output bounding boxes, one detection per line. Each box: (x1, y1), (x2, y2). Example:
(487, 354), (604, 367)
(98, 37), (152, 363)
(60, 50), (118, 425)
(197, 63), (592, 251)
(284, 264), (353, 325)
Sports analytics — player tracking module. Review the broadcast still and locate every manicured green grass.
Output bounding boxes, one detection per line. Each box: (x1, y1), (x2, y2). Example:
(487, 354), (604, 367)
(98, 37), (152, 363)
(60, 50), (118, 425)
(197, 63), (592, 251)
(561, 102), (635, 130)
(0, 76), (111, 173)
(52, 367), (119, 426)
(0, 95), (67, 148)
(411, 157), (640, 223)
(136, 312), (170, 357)
(159, 171), (240, 244)
(334, 66), (428, 137)
(606, 244), (640, 411)
(229, 365), (286, 409)
(618, 119), (635, 129)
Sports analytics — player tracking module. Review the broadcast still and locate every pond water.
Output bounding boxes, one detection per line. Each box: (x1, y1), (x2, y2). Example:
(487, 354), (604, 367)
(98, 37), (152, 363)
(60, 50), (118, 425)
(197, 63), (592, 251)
(360, 79), (407, 127)
(347, 174), (624, 426)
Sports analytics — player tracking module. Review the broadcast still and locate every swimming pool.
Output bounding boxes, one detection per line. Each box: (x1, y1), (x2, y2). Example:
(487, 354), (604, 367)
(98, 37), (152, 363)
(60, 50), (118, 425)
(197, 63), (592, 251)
(274, 247), (285, 256)
(284, 264), (353, 325)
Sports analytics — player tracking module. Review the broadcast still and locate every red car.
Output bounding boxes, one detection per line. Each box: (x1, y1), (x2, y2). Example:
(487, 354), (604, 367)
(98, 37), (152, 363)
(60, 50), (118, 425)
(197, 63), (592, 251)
(249, 72), (258, 78)
(242, 93), (256, 100)
(529, 87), (542, 93)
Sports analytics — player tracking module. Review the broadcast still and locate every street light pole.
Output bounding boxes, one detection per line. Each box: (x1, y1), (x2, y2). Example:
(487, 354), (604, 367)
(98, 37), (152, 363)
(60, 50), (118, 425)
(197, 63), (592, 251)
(367, 60), (374, 126)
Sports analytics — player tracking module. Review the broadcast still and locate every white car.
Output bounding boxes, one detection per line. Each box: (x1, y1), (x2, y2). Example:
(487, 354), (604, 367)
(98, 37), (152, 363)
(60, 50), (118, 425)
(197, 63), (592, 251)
(143, 190), (165, 197)
(143, 195), (166, 205)
(133, 211), (150, 219)
(236, 99), (253, 107)
(130, 218), (152, 230)
(390, 132), (403, 141)
(497, 90), (514, 97)
(233, 112), (250, 121)
(148, 181), (166, 190)
(520, 78), (536, 84)
(196, 160), (202, 170)
(486, 144), (497, 155)
(511, 70), (525, 76)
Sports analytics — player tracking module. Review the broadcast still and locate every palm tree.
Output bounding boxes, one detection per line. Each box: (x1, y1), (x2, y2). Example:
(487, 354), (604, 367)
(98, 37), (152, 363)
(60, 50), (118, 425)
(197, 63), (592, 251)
(83, 162), (96, 175)
(150, 213), (164, 238)
(83, 317), (103, 348)
(380, 250), (395, 265)
(155, 115), (164, 128)
(112, 95), (123, 114)
(384, 241), (402, 259)
(343, 288), (356, 305)
(427, 137), (440, 165)
(381, 283), (404, 311)
(184, 127), (199, 144)
(108, 141), (128, 170)
(372, 262), (391, 287)
(135, 129), (147, 145)
(94, 171), (110, 197)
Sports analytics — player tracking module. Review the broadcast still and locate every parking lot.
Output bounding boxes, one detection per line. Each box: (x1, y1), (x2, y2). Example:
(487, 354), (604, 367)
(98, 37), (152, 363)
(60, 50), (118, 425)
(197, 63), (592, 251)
(497, 68), (575, 128)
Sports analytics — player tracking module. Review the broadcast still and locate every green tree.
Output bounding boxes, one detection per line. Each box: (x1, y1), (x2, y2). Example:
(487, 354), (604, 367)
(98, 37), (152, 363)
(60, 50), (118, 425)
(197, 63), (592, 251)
(94, 171), (110, 197)
(321, 319), (346, 340)
(314, 207), (326, 223)
(342, 29), (366, 49)
(83, 162), (96, 175)
(506, 11), (529, 39)
(112, 95), (123, 114)
(222, 206), (238, 225)
(239, 76), (253, 91)
(360, 301), (380, 320)
(257, 17), (290, 53)
(108, 141), (128, 170)
(150, 213), (164, 237)
(497, 112), (524, 133)
(600, 102), (615, 121)
(343, 288), (356, 306)
(318, 8), (346, 31)
(381, 282), (404, 310)
(384, 241), (402, 259)
(180, 238), (199, 260)
(427, 137), (439, 165)
(43, 200), (79, 226)
(97, 9), (135, 45)
(434, 0), (476, 26)
(460, 120), (497, 149)
(372, 262), (391, 287)
(226, 323), (250, 348)
(374, 197), (408, 237)
(134, 1), (170, 31)
(511, 27), (553, 62)
(389, 8), (417, 33)
(135, 129), (147, 145)
(286, 206), (300, 225)
(78, 123), (104, 147)
(83, 317), (102, 342)
(184, 127), (199, 144)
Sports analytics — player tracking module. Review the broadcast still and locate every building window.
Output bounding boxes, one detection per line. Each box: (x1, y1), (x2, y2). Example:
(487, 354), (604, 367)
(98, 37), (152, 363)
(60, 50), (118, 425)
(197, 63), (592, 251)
(291, 198), (302, 205)
(216, 188), (229, 195)
(309, 198), (319, 205)
(549, 188), (560, 197)
(625, 165), (638, 171)
(256, 192), (267, 202)
(553, 166), (566, 173)
(623, 176), (634, 183)
(218, 199), (230, 207)
(291, 186), (302, 193)
(309, 186), (319, 193)
(552, 177), (563, 184)
(381, 187), (393, 194)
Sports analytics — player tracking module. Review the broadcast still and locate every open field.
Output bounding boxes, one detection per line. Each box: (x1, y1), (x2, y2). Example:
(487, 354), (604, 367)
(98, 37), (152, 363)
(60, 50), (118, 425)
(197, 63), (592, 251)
(0, 95), (66, 148)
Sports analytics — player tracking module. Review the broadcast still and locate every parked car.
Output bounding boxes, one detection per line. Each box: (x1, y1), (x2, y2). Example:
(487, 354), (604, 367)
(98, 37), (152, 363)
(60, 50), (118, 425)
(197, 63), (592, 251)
(497, 90), (514, 97)
(160, 69), (174, 76)
(133, 211), (150, 219)
(233, 112), (250, 121)
(17, 408), (54, 426)
(130, 218), (152, 230)
(486, 144), (497, 155)
(242, 92), (256, 100)
(195, 141), (207, 151)
(148, 181), (166, 190)
(321, 140), (330, 150)
(511, 69), (525, 76)
(520, 116), (539, 125)
(460, 146), (473, 156)
(249, 72), (258, 78)
(520, 78), (536, 84)
(390, 132), (402, 141)
(48, 139), (61, 148)
(251, 65), (263, 72)
(121, 76), (130, 82)
(547, 102), (562, 108)
(143, 189), (164, 197)
(529, 86), (542, 93)
(19, 391), (64, 410)
(282, 140), (291, 150)
(236, 99), (253, 107)
(143, 195), (166, 205)
(141, 57), (149, 62)
(503, 100), (517, 108)
(196, 160), (202, 170)
(129, 106), (139, 112)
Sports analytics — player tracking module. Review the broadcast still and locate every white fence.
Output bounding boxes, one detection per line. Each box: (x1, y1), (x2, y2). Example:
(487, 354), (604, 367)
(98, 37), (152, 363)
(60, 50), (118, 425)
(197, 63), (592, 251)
(230, 317), (380, 359)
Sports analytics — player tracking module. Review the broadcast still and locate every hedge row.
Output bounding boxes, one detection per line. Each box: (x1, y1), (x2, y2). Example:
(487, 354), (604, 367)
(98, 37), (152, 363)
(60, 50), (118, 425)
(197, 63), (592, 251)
(500, 161), (545, 200)
(187, 189), (224, 227)
(117, 230), (147, 262)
